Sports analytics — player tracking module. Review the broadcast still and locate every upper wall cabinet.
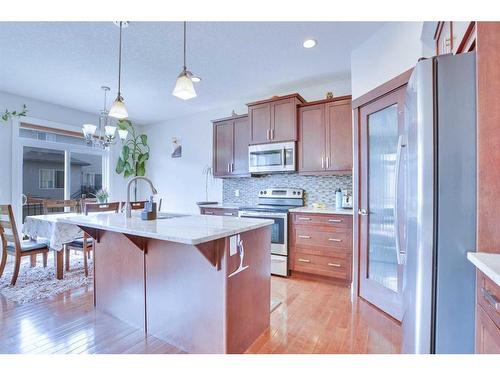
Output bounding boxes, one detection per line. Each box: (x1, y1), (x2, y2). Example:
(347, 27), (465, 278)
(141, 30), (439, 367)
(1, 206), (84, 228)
(213, 114), (251, 178)
(247, 93), (305, 144)
(298, 97), (352, 175)
(434, 21), (476, 55)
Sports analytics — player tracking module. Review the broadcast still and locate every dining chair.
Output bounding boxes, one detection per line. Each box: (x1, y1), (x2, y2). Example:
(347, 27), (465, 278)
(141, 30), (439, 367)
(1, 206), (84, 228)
(119, 201), (147, 213)
(43, 199), (80, 214)
(0, 204), (49, 285)
(66, 202), (120, 277)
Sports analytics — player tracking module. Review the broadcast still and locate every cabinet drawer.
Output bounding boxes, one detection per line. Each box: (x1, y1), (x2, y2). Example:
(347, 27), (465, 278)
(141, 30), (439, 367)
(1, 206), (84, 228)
(477, 271), (500, 329)
(200, 207), (239, 217)
(294, 227), (351, 249)
(293, 252), (350, 281)
(292, 213), (352, 228)
(476, 304), (500, 354)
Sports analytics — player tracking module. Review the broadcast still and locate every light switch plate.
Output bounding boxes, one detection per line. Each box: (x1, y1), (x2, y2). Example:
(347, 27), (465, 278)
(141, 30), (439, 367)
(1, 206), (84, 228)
(230, 235), (238, 256)
(234, 189), (240, 197)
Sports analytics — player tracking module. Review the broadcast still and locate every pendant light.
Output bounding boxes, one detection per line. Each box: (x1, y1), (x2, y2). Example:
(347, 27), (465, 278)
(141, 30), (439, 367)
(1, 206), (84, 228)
(172, 22), (198, 100)
(109, 21), (129, 119)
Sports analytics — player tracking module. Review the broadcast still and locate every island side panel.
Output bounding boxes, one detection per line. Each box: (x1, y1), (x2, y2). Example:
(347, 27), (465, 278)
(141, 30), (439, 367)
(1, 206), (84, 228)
(146, 238), (227, 354)
(225, 226), (271, 354)
(94, 230), (146, 330)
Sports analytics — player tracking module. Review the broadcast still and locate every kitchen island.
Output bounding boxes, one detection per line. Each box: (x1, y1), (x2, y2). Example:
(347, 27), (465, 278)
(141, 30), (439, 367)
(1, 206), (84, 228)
(59, 212), (273, 354)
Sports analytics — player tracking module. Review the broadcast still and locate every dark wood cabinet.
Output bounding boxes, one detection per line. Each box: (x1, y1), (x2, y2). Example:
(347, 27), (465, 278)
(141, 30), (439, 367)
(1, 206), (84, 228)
(475, 271), (500, 353)
(326, 100), (353, 172)
(298, 96), (352, 175)
(247, 93), (305, 144)
(434, 21), (476, 55)
(212, 114), (250, 178)
(289, 212), (353, 283)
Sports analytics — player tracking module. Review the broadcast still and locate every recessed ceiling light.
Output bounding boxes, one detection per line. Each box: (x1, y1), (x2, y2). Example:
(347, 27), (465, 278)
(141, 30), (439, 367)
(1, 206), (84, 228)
(303, 39), (317, 49)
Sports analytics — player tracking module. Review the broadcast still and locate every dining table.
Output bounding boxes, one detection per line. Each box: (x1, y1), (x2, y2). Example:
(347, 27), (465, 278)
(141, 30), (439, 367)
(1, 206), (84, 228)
(22, 213), (88, 279)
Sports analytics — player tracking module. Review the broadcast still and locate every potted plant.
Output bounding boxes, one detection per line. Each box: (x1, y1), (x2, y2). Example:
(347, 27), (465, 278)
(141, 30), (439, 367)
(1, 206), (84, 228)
(94, 188), (109, 204)
(115, 119), (150, 200)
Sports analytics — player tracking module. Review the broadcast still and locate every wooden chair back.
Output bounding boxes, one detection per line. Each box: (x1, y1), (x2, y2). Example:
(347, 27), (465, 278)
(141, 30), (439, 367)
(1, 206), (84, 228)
(120, 201), (147, 212)
(0, 205), (21, 256)
(84, 202), (120, 215)
(43, 199), (80, 214)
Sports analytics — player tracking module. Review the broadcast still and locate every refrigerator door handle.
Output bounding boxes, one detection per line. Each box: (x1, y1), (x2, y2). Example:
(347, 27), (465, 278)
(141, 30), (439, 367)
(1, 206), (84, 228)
(395, 134), (406, 265)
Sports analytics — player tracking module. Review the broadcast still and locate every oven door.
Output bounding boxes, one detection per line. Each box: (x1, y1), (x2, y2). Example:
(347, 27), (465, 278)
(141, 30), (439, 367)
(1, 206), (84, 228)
(248, 142), (295, 174)
(238, 211), (288, 256)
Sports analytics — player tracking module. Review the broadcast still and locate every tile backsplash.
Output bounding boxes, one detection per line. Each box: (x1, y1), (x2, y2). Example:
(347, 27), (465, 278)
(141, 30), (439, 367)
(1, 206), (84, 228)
(222, 174), (352, 207)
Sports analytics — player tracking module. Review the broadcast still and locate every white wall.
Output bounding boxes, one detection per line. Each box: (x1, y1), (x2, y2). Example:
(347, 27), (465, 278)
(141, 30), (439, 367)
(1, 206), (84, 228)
(0, 90), (132, 206)
(144, 79), (351, 214)
(350, 22), (434, 99)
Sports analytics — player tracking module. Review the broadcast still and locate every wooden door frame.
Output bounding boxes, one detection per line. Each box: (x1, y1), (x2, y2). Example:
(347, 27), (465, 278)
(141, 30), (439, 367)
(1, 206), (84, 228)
(351, 69), (412, 305)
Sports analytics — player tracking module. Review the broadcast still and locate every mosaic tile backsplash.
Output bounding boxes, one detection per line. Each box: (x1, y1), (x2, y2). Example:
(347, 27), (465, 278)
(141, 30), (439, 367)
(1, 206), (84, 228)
(222, 174), (352, 207)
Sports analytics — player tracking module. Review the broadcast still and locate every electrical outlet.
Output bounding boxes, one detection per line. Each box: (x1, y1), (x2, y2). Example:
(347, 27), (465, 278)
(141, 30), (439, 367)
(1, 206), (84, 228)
(234, 189), (240, 197)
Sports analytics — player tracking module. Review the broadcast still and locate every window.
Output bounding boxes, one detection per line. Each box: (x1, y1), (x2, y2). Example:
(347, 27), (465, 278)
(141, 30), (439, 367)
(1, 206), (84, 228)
(39, 169), (64, 189)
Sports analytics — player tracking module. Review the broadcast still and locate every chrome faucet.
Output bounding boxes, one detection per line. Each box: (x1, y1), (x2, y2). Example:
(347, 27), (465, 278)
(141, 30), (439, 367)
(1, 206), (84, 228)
(126, 176), (158, 218)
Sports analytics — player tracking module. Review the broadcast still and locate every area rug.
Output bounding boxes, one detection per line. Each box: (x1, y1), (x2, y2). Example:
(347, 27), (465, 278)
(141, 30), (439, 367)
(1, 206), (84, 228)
(0, 252), (92, 305)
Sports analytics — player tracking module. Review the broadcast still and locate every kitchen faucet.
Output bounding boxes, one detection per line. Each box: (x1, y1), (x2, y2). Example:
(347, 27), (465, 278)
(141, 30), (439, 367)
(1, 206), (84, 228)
(126, 176), (158, 218)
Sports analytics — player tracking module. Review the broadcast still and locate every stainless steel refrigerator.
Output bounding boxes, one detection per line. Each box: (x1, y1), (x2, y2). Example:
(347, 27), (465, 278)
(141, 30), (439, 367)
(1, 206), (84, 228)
(401, 52), (477, 353)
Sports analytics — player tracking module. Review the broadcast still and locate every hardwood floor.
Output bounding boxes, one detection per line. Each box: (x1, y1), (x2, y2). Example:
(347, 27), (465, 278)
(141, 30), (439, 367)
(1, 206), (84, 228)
(246, 275), (401, 354)
(0, 285), (183, 354)
(0, 275), (401, 354)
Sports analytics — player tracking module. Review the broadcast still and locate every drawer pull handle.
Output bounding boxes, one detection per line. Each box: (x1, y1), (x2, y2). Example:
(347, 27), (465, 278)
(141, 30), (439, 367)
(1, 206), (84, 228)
(328, 263), (341, 268)
(328, 219), (342, 223)
(298, 258), (311, 263)
(328, 238), (342, 242)
(298, 235), (311, 239)
(481, 287), (500, 311)
(224, 212), (234, 216)
(204, 211), (214, 215)
(298, 217), (311, 221)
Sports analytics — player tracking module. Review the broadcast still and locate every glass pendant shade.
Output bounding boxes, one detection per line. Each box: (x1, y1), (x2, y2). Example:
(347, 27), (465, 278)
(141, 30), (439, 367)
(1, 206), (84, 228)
(118, 129), (129, 140)
(104, 125), (117, 137)
(109, 97), (128, 119)
(82, 124), (97, 137)
(172, 69), (197, 100)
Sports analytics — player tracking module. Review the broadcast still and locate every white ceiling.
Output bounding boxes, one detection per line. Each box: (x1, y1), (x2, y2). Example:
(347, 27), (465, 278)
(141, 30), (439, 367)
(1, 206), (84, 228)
(0, 22), (385, 124)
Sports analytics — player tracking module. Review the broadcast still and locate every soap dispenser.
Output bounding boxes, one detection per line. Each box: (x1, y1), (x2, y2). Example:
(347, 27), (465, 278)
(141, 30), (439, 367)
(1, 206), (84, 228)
(141, 196), (157, 220)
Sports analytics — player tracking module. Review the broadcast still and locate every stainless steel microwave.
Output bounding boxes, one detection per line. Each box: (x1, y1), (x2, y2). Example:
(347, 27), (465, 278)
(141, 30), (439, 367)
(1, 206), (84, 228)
(248, 141), (296, 174)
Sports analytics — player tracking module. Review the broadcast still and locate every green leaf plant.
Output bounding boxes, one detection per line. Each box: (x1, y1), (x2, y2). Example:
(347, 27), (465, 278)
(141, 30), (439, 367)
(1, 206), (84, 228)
(115, 119), (150, 179)
(2, 104), (28, 122)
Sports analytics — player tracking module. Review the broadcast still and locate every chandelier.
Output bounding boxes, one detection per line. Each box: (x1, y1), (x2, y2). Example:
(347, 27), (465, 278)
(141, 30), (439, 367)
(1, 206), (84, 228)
(82, 86), (128, 149)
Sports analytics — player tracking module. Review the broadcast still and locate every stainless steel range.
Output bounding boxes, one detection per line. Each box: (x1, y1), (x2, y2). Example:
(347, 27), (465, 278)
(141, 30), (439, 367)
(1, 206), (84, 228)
(239, 188), (304, 277)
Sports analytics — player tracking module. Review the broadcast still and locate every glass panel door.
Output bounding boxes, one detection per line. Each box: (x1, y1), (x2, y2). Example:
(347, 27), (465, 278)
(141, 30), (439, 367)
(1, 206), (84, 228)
(358, 86), (406, 321)
(368, 104), (399, 292)
(22, 146), (65, 220)
(70, 152), (103, 200)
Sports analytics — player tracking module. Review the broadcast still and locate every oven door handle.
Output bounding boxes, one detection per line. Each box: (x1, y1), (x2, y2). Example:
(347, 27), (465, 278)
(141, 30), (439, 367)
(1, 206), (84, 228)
(239, 211), (287, 218)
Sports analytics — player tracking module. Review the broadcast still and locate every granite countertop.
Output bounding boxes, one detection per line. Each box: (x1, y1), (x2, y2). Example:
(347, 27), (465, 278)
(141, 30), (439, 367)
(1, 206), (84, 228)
(58, 212), (273, 246)
(288, 206), (354, 215)
(467, 252), (500, 286)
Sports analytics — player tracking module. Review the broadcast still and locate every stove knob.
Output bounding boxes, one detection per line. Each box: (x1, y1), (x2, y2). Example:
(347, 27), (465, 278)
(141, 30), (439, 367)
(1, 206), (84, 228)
(292, 191), (296, 195)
